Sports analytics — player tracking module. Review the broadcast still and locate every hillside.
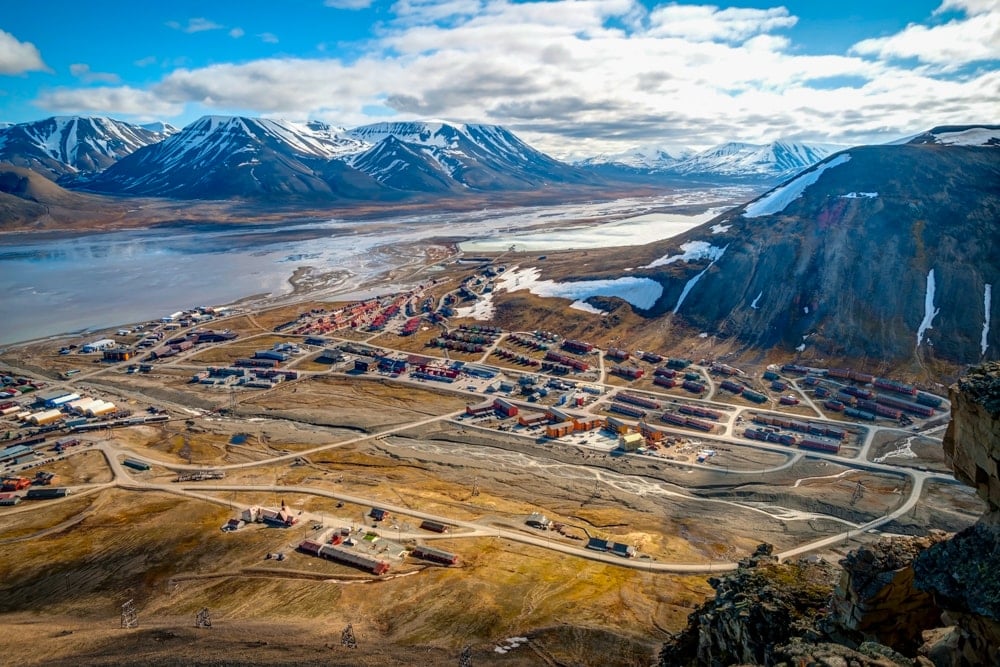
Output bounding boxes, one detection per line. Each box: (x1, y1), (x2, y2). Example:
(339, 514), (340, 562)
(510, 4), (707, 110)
(516, 139), (999, 365)
(0, 165), (130, 229)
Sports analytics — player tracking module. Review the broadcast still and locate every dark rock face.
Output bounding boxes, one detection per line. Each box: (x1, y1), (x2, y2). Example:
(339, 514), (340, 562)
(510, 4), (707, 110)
(943, 361), (1000, 513)
(630, 144), (1000, 363)
(829, 534), (948, 653)
(657, 544), (840, 667)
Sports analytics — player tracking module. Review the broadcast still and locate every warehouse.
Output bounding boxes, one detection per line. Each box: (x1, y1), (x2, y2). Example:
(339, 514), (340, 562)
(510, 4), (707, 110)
(82, 339), (117, 353)
(38, 389), (78, 408)
(85, 401), (117, 417)
(465, 400), (495, 417)
(28, 409), (64, 426)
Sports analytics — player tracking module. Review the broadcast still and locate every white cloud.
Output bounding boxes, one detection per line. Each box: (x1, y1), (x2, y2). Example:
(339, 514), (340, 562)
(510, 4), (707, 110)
(0, 29), (48, 75)
(166, 18), (224, 33)
(325, 0), (375, 8)
(70, 63), (121, 84)
(259, 32), (279, 44)
(229, 27), (245, 39)
(648, 4), (797, 42)
(31, 1), (1000, 155)
(851, 1), (1000, 66)
(36, 85), (183, 118)
(134, 55), (158, 67)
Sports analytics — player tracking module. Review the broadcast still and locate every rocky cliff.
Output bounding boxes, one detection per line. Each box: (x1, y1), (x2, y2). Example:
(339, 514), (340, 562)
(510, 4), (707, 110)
(657, 363), (1000, 666)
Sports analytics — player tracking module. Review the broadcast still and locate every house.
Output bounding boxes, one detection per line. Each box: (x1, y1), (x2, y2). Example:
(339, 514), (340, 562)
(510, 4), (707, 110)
(526, 513), (551, 529)
(370, 508), (388, 521)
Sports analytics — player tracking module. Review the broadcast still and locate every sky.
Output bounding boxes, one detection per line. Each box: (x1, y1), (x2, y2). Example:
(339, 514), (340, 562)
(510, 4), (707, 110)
(0, 0), (997, 157)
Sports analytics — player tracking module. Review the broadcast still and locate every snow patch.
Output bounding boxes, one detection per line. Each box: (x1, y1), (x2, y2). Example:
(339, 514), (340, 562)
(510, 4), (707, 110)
(710, 223), (731, 234)
(803, 306), (809, 314)
(743, 154), (851, 218)
(930, 127), (1000, 146)
(672, 253), (723, 314)
(750, 291), (762, 309)
(795, 343), (806, 352)
(983, 283), (992, 356)
(498, 266), (662, 310)
(916, 269), (940, 348)
(453, 293), (495, 321)
(570, 300), (606, 315)
(839, 192), (878, 199)
(645, 241), (728, 268)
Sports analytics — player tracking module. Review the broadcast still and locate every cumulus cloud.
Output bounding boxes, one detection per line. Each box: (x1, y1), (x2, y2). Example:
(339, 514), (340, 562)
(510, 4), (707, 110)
(0, 29), (49, 75)
(166, 18), (224, 33)
(229, 27), (245, 38)
(31, 1), (1000, 155)
(36, 85), (183, 118)
(851, 1), (1000, 66)
(325, 0), (374, 8)
(647, 4), (797, 42)
(69, 63), (121, 84)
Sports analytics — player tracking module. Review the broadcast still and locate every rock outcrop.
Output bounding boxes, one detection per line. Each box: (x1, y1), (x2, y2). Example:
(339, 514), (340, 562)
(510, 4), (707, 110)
(910, 361), (1000, 665)
(657, 544), (841, 667)
(828, 534), (948, 653)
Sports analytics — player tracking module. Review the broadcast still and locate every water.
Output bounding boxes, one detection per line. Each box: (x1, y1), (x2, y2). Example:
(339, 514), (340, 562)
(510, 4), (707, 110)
(0, 191), (744, 344)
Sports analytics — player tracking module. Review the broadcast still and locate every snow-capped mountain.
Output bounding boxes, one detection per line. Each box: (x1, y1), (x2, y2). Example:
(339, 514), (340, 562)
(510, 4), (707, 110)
(347, 121), (593, 190)
(575, 145), (694, 170)
(577, 139), (844, 183)
(906, 124), (1000, 147)
(668, 140), (844, 180)
(83, 116), (375, 199)
(140, 121), (180, 135)
(83, 116), (596, 199)
(0, 116), (175, 180)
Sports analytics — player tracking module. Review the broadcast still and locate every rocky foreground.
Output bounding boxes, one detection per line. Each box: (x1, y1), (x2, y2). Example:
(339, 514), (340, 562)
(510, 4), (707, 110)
(658, 361), (1000, 666)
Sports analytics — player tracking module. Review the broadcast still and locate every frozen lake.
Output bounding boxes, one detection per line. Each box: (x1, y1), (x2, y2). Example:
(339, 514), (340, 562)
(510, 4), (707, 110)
(0, 189), (744, 344)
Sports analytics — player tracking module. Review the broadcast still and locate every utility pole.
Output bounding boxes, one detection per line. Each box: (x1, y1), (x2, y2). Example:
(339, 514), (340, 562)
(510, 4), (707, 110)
(195, 607), (212, 628)
(341, 623), (358, 649)
(120, 599), (138, 629)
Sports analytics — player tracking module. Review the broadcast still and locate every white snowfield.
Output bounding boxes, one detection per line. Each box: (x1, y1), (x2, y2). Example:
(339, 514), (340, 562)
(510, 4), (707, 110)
(711, 223), (731, 234)
(930, 127), (1000, 146)
(644, 241), (728, 268)
(916, 269), (940, 348)
(742, 153), (852, 218)
(497, 266), (663, 310)
(839, 192), (878, 199)
(983, 283), (992, 357)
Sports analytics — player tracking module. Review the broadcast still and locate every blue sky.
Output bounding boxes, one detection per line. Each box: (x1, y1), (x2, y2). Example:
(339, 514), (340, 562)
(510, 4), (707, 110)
(1, 0), (996, 155)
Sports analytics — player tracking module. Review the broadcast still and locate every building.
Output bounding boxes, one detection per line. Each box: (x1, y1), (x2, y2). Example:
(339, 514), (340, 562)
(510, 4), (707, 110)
(0, 492), (21, 506)
(620, 432), (645, 451)
(370, 507), (388, 521)
(545, 422), (574, 438)
(37, 389), (77, 408)
(82, 339), (117, 353)
(103, 346), (134, 362)
(494, 398), (519, 418)
(526, 513), (551, 529)
(28, 409), (64, 426)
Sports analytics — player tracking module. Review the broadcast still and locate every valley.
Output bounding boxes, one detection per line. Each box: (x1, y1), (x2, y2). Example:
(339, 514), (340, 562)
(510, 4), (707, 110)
(0, 243), (983, 664)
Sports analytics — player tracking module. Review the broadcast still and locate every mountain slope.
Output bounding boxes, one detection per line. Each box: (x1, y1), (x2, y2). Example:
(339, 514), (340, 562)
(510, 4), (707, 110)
(668, 140), (842, 180)
(80, 116), (597, 200)
(0, 116), (175, 180)
(577, 140), (842, 184)
(0, 165), (127, 229)
(599, 140), (1000, 363)
(348, 121), (596, 191)
(82, 116), (381, 200)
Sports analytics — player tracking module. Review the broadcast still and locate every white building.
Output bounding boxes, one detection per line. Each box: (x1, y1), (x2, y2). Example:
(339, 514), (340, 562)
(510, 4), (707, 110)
(82, 339), (116, 353)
